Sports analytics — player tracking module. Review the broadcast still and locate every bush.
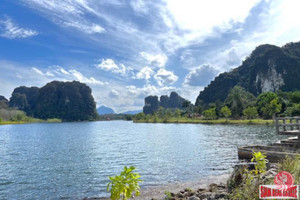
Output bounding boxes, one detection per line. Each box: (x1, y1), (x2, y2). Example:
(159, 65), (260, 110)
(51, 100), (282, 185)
(203, 107), (217, 120)
(243, 107), (258, 119)
(107, 166), (142, 200)
(220, 106), (232, 119)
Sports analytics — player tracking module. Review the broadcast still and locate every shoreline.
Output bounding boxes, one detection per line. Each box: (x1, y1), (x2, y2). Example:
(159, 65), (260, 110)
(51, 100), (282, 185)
(84, 172), (231, 200)
(135, 172), (231, 200)
(134, 118), (274, 125)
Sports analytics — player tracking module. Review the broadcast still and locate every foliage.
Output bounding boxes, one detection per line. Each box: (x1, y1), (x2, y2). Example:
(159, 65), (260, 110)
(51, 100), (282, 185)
(203, 107), (217, 120)
(107, 166), (142, 200)
(243, 107), (258, 119)
(220, 106), (232, 119)
(164, 191), (173, 200)
(230, 151), (267, 200)
(134, 112), (146, 120)
(261, 98), (282, 119)
(284, 103), (300, 117)
(279, 156), (300, 185)
(251, 151), (267, 175)
(174, 109), (181, 119)
(225, 86), (256, 118)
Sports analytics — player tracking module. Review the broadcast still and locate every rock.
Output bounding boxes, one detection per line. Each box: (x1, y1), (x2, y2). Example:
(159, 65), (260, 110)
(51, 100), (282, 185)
(196, 188), (206, 193)
(177, 192), (187, 198)
(215, 192), (228, 199)
(208, 183), (218, 192)
(207, 193), (216, 200)
(187, 196), (200, 200)
(196, 192), (212, 199)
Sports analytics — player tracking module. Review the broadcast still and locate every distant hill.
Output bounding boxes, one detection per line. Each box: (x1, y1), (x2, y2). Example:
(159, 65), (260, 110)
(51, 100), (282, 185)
(97, 106), (115, 115)
(9, 81), (98, 121)
(196, 41), (300, 105)
(122, 110), (142, 115)
(143, 92), (188, 114)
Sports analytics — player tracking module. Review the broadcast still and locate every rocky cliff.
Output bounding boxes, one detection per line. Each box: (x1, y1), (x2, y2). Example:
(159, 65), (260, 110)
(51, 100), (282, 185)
(143, 92), (187, 114)
(9, 81), (98, 121)
(196, 42), (300, 105)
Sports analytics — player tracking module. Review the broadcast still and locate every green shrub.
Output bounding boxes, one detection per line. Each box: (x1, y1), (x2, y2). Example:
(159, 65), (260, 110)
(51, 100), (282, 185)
(107, 166), (142, 200)
(229, 151), (267, 200)
(243, 107), (258, 119)
(203, 107), (217, 120)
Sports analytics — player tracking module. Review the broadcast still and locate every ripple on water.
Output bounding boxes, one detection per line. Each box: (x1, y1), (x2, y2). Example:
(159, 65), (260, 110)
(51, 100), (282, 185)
(0, 121), (287, 199)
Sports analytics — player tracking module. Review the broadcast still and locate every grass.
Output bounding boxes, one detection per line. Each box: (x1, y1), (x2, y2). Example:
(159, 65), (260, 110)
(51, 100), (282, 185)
(134, 117), (274, 125)
(0, 118), (62, 125)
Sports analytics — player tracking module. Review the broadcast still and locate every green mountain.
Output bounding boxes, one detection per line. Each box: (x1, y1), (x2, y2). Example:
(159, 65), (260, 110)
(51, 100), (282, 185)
(196, 42), (300, 106)
(9, 81), (98, 121)
(143, 92), (187, 114)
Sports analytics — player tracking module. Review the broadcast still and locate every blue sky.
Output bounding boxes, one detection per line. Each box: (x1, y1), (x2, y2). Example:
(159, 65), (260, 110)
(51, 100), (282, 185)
(1, 0), (300, 112)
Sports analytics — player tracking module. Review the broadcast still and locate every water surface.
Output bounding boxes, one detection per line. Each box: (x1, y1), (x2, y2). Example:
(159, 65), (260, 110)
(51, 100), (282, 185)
(0, 121), (286, 199)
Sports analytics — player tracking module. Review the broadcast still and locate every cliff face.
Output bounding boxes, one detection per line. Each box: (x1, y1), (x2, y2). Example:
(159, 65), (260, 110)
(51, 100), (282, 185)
(9, 81), (98, 121)
(196, 42), (300, 105)
(143, 92), (186, 114)
(0, 95), (8, 108)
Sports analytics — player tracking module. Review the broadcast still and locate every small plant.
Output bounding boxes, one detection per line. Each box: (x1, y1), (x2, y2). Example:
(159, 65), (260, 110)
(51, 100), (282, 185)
(107, 166), (142, 200)
(164, 191), (173, 200)
(251, 151), (267, 175)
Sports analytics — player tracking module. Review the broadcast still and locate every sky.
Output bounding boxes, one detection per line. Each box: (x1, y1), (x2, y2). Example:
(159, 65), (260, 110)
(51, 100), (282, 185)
(1, 0), (300, 113)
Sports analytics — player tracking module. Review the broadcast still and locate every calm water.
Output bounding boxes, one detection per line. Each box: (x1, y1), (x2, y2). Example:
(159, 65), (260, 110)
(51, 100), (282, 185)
(0, 121), (286, 199)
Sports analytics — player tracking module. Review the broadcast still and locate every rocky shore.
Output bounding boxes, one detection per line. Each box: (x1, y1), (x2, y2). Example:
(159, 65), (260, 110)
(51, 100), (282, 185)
(84, 163), (279, 200)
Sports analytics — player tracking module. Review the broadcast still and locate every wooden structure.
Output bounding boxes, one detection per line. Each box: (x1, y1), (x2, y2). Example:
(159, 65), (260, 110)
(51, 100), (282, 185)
(238, 145), (300, 162)
(238, 117), (300, 162)
(276, 117), (300, 147)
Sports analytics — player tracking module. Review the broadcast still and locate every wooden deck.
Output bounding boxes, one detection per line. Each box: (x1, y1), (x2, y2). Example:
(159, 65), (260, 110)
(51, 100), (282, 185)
(276, 117), (300, 147)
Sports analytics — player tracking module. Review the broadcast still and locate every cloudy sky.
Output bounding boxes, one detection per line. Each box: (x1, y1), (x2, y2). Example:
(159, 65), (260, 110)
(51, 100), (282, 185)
(1, 0), (300, 112)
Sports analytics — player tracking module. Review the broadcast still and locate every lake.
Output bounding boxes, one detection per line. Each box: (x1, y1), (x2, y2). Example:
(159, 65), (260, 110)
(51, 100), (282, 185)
(0, 121), (286, 199)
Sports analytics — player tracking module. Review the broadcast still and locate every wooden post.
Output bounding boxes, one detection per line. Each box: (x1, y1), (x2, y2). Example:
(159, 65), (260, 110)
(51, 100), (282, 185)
(276, 118), (279, 134)
(290, 119), (294, 131)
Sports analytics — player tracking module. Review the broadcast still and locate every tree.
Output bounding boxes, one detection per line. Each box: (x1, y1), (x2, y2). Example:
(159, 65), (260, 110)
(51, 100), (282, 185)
(135, 112), (145, 120)
(256, 92), (277, 118)
(203, 108), (217, 120)
(174, 109), (181, 119)
(243, 107), (258, 119)
(284, 104), (300, 117)
(157, 106), (165, 118)
(225, 86), (256, 118)
(261, 98), (282, 119)
(220, 106), (232, 120)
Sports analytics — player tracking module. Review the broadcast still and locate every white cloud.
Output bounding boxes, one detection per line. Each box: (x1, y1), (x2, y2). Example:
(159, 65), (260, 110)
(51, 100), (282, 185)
(135, 66), (154, 80)
(164, 0), (260, 31)
(184, 64), (219, 87)
(63, 21), (105, 34)
(96, 58), (131, 75)
(108, 89), (119, 98)
(31, 66), (105, 85)
(23, 0), (105, 34)
(154, 68), (178, 86)
(0, 18), (38, 39)
(140, 52), (168, 68)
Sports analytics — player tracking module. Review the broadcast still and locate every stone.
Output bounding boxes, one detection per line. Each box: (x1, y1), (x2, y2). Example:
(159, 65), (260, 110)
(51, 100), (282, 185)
(187, 196), (200, 200)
